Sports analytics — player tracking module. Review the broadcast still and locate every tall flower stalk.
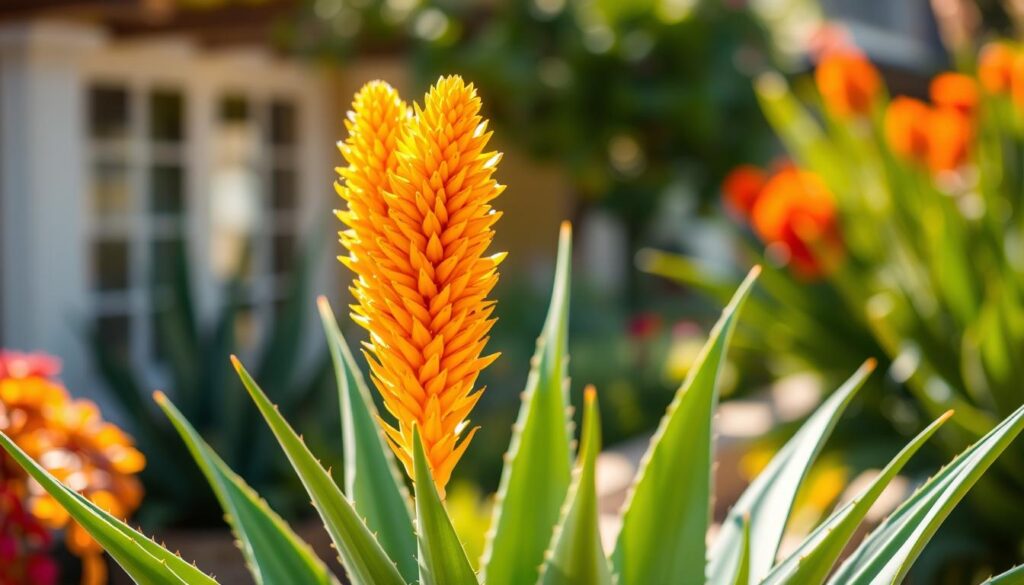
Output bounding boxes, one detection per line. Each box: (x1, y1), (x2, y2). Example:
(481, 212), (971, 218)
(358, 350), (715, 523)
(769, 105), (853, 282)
(336, 76), (504, 492)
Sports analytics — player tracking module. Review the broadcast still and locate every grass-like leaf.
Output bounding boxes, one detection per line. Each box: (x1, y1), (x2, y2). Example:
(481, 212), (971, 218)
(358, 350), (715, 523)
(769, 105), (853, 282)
(318, 296), (418, 581)
(828, 402), (1024, 584)
(154, 391), (339, 585)
(707, 358), (876, 585)
(412, 428), (479, 585)
(539, 387), (612, 585)
(731, 517), (751, 585)
(482, 223), (575, 585)
(0, 431), (218, 585)
(233, 356), (407, 585)
(611, 266), (759, 585)
(762, 410), (952, 585)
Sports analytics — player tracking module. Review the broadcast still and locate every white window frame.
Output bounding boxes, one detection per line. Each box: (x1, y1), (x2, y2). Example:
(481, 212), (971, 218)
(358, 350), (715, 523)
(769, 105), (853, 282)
(80, 39), (329, 383)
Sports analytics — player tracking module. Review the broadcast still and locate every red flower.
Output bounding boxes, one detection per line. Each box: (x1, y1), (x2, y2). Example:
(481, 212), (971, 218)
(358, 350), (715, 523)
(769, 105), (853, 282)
(927, 107), (972, 173)
(979, 42), (1016, 94)
(751, 168), (842, 278)
(722, 164), (767, 218)
(929, 72), (979, 117)
(885, 97), (931, 166)
(815, 50), (882, 118)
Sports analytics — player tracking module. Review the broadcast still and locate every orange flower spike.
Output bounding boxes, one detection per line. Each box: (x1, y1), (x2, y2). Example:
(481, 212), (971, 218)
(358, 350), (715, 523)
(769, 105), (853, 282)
(815, 51), (882, 117)
(722, 164), (766, 220)
(930, 72), (979, 117)
(335, 81), (410, 328)
(338, 76), (504, 494)
(979, 42), (1016, 94)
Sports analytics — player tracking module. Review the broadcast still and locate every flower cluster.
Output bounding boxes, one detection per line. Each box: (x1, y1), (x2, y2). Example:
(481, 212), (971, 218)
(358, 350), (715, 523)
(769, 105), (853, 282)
(335, 76), (504, 494)
(814, 46), (981, 175)
(722, 42), (1024, 277)
(723, 163), (842, 279)
(0, 351), (145, 585)
(0, 486), (56, 585)
(883, 74), (976, 174)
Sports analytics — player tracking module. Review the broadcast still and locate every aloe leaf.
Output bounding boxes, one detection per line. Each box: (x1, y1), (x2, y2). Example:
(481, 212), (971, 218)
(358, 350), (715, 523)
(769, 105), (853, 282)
(0, 431), (217, 585)
(411, 428), (479, 585)
(233, 357), (407, 585)
(611, 267), (760, 585)
(318, 296), (418, 581)
(984, 564), (1024, 584)
(154, 392), (339, 585)
(482, 223), (575, 585)
(539, 388), (612, 585)
(762, 410), (952, 585)
(707, 358), (876, 585)
(731, 517), (751, 585)
(828, 402), (1024, 585)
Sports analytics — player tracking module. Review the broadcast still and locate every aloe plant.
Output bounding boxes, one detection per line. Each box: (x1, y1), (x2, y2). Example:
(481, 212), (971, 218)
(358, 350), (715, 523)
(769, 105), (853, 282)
(8, 76), (1024, 584)
(2, 225), (1024, 584)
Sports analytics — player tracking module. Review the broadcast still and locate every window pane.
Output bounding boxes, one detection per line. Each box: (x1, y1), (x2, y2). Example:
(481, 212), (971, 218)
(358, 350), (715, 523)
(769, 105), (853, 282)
(212, 94), (260, 281)
(151, 164), (185, 215)
(150, 90), (184, 143)
(272, 233), (296, 275)
(97, 314), (131, 362)
(220, 95), (249, 122)
(270, 100), (297, 146)
(93, 161), (132, 216)
(271, 167), (297, 211)
(151, 238), (184, 287)
(93, 239), (130, 292)
(89, 85), (130, 140)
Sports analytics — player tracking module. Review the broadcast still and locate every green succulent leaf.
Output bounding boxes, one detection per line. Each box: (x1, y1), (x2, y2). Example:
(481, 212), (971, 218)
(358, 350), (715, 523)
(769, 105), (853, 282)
(318, 296), (418, 581)
(984, 564), (1024, 584)
(154, 392), (339, 585)
(411, 428), (479, 585)
(612, 266), (759, 585)
(762, 410), (952, 585)
(708, 358), (876, 585)
(233, 357), (407, 585)
(0, 430), (218, 585)
(539, 388), (612, 585)
(828, 402), (1024, 585)
(482, 223), (575, 585)
(731, 517), (751, 585)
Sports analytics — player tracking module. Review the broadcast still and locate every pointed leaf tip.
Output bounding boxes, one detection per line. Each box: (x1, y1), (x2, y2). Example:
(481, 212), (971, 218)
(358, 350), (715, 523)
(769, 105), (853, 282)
(412, 427), (478, 585)
(559, 221), (572, 238)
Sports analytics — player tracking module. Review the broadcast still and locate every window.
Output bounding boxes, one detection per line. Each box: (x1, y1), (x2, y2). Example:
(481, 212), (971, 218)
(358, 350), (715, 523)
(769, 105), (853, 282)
(87, 83), (187, 366)
(87, 81), (305, 369)
(210, 93), (302, 347)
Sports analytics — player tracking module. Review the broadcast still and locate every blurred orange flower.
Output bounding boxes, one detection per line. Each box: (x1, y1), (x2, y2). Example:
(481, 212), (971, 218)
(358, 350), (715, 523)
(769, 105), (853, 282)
(884, 97), (932, 166)
(815, 51), (882, 118)
(929, 73), (979, 117)
(1011, 53), (1024, 109)
(885, 96), (972, 173)
(722, 164), (766, 218)
(927, 107), (973, 173)
(979, 42), (1016, 94)
(0, 351), (144, 585)
(751, 168), (842, 278)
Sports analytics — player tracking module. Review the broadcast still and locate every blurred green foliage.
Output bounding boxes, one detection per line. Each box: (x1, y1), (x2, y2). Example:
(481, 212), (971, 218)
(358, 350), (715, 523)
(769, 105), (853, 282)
(88, 241), (335, 528)
(293, 0), (776, 250)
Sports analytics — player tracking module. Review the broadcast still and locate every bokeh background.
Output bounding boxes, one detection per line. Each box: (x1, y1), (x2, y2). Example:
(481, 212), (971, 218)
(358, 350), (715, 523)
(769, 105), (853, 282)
(1, 0), (1023, 583)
